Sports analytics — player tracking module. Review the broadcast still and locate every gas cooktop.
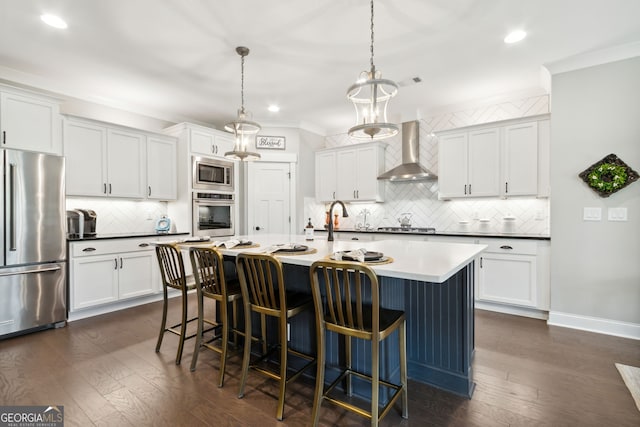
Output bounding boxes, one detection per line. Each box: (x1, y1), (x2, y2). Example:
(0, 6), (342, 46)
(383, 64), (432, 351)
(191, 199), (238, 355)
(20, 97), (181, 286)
(377, 227), (436, 234)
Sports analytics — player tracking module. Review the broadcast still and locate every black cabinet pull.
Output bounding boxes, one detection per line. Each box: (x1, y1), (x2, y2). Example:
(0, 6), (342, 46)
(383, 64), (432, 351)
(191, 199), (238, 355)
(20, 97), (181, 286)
(464, 184), (467, 195)
(505, 182), (509, 193)
(500, 245), (513, 250)
(138, 243), (149, 247)
(255, 226), (261, 231)
(82, 247), (96, 252)
(103, 183), (107, 194)
(109, 183), (112, 194)
(469, 184), (472, 194)
(114, 258), (118, 269)
(480, 257), (483, 268)
(120, 258), (123, 269)
(148, 186), (151, 197)
(351, 237), (359, 240)
(2, 131), (5, 144)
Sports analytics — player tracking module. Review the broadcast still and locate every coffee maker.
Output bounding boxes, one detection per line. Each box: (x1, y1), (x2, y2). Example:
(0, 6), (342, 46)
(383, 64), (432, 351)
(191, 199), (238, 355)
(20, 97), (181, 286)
(66, 209), (97, 238)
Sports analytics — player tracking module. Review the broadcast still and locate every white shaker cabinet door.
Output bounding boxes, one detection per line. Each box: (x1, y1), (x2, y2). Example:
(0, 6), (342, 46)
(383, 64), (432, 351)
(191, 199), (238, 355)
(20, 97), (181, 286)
(190, 128), (217, 156)
(354, 145), (380, 201)
(438, 133), (468, 198)
(147, 136), (177, 200)
(0, 91), (61, 154)
(478, 253), (537, 308)
(118, 251), (156, 300)
(315, 151), (337, 202)
(72, 255), (119, 310)
(503, 122), (538, 196)
(64, 120), (108, 196)
(336, 149), (357, 201)
(468, 128), (500, 197)
(107, 129), (146, 198)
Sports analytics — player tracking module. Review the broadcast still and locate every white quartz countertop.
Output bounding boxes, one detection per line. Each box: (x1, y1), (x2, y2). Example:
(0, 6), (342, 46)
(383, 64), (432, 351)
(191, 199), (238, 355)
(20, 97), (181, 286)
(203, 234), (486, 283)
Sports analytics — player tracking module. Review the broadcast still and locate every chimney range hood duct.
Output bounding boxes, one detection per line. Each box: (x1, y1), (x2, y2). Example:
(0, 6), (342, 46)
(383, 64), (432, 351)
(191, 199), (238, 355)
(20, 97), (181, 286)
(377, 121), (437, 181)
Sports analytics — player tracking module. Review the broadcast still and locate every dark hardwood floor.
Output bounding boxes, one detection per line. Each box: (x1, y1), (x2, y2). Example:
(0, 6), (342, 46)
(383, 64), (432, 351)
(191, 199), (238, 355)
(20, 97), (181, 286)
(1, 298), (638, 426)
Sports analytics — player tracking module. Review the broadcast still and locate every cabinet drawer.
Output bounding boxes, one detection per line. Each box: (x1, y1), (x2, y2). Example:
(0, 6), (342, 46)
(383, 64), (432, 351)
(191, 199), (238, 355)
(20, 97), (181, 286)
(479, 239), (537, 255)
(71, 238), (156, 257)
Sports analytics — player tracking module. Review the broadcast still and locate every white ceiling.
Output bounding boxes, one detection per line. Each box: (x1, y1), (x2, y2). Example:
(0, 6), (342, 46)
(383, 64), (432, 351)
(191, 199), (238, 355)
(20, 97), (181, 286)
(1, 0), (640, 135)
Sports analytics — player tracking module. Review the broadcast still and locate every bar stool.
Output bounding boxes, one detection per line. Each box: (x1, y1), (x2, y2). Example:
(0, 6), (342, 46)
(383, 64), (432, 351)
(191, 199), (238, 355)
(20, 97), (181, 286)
(236, 252), (316, 421)
(309, 260), (408, 427)
(154, 243), (198, 365)
(189, 246), (242, 387)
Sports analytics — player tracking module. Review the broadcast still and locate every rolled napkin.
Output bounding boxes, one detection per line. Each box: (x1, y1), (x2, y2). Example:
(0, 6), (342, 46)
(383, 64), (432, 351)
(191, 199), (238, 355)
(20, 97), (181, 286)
(264, 243), (306, 254)
(333, 248), (368, 262)
(212, 239), (251, 248)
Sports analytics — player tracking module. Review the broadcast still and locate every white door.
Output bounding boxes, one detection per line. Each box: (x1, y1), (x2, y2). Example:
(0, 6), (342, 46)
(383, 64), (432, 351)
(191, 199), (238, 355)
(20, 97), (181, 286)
(438, 133), (468, 198)
(468, 128), (500, 197)
(64, 120), (108, 196)
(247, 162), (292, 235)
(107, 129), (146, 198)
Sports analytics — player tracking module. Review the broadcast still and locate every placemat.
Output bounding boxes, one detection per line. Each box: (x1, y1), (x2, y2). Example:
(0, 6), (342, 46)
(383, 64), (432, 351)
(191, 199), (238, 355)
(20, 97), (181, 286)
(271, 247), (318, 256)
(323, 255), (394, 265)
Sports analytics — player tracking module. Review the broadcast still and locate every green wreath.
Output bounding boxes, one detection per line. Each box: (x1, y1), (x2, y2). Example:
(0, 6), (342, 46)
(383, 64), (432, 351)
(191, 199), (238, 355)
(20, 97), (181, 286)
(588, 163), (628, 193)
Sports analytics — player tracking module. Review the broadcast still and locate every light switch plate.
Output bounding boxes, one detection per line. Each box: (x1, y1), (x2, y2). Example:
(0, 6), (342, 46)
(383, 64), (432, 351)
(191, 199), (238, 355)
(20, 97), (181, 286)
(583, 207), (602, 221)
(608, 207), (628, 221)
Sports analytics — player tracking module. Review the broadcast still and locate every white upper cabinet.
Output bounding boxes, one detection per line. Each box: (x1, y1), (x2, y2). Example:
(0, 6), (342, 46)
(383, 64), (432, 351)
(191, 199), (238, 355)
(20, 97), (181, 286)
(106, 128), (146, 198)
(0, 88), (61, 154)
(438, 128), (500, 198)
(190, 128), (234, 157)
(315, 150), (337, 202)
(315, 142), (385, 203)
(502, 122), (538, 196)
(64, 119), (108, 196)
(64, 116), (177, 200)
(147, 135), (177, 200)
(438, 116), (549, 199)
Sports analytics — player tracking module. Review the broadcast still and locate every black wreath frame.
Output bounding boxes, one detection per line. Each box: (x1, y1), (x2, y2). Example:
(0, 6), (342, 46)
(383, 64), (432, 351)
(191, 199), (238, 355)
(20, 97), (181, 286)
(578, 153), (639, 197)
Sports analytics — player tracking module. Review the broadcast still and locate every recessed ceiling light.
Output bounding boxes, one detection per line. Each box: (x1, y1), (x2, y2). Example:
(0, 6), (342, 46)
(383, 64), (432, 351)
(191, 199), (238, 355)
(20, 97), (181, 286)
(504, 30), (526, 44)
(41, 14), (68, 29)
(268, 105), (280, 113)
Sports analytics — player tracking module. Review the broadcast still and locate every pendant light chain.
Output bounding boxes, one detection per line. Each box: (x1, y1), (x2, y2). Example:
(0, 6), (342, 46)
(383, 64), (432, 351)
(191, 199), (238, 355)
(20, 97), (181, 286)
(240, 53), (245, 113)
(370, 0), (375, 72)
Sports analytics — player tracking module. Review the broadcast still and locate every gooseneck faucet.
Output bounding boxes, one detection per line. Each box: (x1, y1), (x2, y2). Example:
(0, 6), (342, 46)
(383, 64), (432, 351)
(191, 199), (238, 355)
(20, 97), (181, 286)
(327, 200), (349, 241)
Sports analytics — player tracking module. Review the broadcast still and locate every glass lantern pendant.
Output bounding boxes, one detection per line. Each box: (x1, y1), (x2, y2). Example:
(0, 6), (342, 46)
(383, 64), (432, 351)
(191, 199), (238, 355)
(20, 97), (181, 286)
(347, 0), (399, 140)
(224, 46), (261, 161)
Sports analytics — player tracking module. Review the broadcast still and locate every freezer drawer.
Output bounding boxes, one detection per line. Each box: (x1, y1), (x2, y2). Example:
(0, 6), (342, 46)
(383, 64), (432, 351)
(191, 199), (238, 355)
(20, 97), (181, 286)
(0, 262), (67, 339)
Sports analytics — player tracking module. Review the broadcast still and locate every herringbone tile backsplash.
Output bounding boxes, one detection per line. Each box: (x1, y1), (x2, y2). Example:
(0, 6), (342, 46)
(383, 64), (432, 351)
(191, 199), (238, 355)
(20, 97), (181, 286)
(309, 94), (551, 236)
(66, 198), (168, 234)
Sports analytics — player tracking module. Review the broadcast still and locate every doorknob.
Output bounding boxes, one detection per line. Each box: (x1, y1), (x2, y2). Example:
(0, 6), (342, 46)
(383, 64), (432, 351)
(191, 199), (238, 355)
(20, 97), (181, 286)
(255, 226), (261, 231)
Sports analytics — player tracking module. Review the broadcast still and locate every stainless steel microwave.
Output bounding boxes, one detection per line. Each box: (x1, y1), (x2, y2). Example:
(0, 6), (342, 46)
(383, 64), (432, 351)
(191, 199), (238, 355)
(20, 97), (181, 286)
(192, 156), (234, 192)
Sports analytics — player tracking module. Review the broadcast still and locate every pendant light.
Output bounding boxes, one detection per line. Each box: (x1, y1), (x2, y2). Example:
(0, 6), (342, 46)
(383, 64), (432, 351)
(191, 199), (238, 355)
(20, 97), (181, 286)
(347, 0), (399, 141)
(224, 46), (261, 161)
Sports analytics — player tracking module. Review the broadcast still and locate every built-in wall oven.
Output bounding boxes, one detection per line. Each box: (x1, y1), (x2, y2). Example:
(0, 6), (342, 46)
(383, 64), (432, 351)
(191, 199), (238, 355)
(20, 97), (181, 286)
(192, 156), (234, 192)
(192, 192), (234, 237)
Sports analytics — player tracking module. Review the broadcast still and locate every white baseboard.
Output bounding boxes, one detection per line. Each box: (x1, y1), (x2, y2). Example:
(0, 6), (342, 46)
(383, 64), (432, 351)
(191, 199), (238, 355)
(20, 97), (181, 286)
(548, 311), (640, 340)
(475, 301), (548, 320)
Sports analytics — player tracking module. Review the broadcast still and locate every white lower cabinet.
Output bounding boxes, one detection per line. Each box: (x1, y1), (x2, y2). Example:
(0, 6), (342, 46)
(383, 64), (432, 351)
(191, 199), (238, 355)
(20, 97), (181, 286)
(478, 251), (537, 308)
(69, 237), (164, 314)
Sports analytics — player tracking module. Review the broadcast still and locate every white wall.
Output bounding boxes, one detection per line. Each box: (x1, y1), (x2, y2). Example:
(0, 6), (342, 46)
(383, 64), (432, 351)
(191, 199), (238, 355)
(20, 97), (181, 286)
(550, 56), (640, 328)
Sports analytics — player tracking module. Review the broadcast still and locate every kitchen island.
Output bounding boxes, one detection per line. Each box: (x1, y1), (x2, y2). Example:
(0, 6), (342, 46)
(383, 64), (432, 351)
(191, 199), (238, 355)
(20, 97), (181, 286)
(207, 234), (486, 398)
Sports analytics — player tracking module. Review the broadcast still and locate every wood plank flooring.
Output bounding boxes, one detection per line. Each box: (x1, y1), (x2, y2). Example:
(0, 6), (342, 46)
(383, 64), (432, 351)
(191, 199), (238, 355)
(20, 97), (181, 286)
(1, 298), (638, 426)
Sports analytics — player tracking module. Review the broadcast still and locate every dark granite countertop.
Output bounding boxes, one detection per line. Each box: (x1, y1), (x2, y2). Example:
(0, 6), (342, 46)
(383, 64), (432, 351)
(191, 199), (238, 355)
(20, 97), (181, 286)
(67, 231), (189, 241)
(314, 228), (550, 241)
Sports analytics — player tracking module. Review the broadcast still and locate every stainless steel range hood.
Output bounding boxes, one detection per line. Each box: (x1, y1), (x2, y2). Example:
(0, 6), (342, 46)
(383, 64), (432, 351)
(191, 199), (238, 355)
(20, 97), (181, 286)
(377, 121), (437, 181)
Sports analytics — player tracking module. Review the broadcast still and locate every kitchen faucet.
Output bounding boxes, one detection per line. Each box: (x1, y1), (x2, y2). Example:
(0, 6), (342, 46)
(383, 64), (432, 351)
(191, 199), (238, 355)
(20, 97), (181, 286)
(327, 200), (349, 241)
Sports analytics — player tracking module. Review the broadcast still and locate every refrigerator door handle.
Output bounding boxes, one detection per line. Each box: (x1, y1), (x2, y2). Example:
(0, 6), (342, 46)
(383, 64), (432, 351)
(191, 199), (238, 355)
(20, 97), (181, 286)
(8, 162), (16, 251)
(0, 264), (62, 277)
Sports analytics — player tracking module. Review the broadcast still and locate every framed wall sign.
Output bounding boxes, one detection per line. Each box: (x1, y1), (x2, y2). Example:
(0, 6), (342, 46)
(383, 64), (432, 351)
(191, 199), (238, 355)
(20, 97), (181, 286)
(256, 135), (286, 150)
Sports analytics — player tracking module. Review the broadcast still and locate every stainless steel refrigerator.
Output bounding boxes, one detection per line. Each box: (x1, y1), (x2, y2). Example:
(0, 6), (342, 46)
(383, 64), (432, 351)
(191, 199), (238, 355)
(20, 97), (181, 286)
(0, 149), (67, 339)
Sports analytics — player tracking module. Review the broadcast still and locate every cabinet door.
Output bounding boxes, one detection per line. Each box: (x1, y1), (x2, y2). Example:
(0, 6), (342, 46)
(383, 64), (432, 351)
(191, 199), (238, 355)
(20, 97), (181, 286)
(438, 133), (468, 198)
(190, 128), (216, 156)
(107, 129), (146, 198)
(315, 151), (337, 202)
(0, 91), (61, 154)
(354, 145), (382, 201)
(503, 122), (538, 196)
(468, 128), (500, 197)
(72, 255), (119, 310)
(147, 136), (177, 200)
(215, 134), (235, 156)
(64, 120), (108, 196)
(478, 254), (537, 308)
(336, 149), (357, 200)
(118, 251), (156, 299)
